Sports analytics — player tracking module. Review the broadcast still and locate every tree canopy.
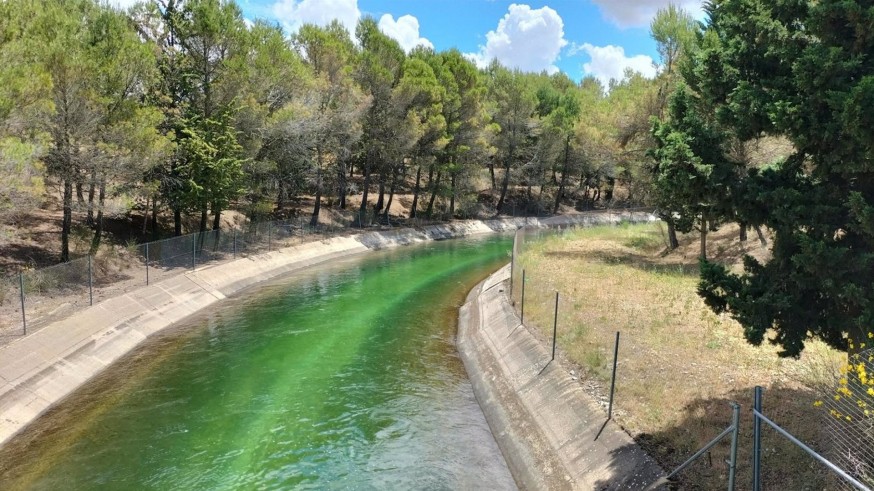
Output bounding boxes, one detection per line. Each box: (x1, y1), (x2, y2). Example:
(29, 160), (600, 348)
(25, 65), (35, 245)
(656, 0), (874, 356)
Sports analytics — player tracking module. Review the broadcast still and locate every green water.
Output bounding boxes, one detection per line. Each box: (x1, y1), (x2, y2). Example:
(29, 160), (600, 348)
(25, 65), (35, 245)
(0, 236), (516, 490)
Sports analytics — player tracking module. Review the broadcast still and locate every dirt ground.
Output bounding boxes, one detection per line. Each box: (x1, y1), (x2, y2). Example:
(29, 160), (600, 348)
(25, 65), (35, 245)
(513, 223), (848, 490)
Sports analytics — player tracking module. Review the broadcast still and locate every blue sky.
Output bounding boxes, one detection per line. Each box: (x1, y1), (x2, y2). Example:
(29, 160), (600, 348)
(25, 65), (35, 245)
(115, 0), (704, 85)
(245, 0), (704, 84)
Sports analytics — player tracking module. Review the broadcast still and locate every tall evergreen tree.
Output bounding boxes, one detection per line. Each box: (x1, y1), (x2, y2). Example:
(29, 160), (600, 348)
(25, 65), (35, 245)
(692, 0), (874, 356)
(353, 17), (405, 226)
(485, 64), (538, 215)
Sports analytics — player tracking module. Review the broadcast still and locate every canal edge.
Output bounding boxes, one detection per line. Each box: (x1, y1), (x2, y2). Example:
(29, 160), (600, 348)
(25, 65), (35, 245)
(457, 264), (667, 490)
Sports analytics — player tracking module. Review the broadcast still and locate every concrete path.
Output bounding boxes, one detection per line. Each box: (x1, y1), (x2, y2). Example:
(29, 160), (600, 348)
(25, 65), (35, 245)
(458, 265), (665, 490)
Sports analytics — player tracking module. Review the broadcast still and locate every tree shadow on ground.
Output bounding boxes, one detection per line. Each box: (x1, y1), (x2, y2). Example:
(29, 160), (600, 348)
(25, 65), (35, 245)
(543, 250), (701, 278)
(0, 242), (61, 274)
(593, 385), (841, 490)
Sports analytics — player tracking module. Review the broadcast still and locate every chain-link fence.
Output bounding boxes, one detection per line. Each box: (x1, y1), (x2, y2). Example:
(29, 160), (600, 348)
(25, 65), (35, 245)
(823, 345), (874, 490)
(0, 216), (372, 339)
(507, 214), (871, 490)
(1, 207), (551, 340)
(0, 208), (650, 342)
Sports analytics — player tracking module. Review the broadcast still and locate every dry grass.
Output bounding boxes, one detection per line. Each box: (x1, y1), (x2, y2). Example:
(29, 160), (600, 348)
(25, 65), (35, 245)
(513, 222), (846, 490)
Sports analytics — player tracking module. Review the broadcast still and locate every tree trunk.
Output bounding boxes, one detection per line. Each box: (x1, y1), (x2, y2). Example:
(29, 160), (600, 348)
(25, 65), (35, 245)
(142, 196), (150, 236)
(754, 225), (767, 246)
(410, 164), (422, 219)
(426, 171), (442, 218)
(89, 178), (106, 255)
(174, 207), (182, 236)
(212, 202), (221, 230)
(276, 181), (286, 210)
(311, 185), (322, 227)
(383, 166), (398, 222)
(357, 163), (371, 227)
(337, 159), (347, 209)
(86, 168), (97, 226)
(151, 196), (159, 240)
(739, 221), (748, 242)
(199, 203), (208, 234)
(311, 152), (323, 227)
(488, 163), (496, 190)
(449, 172), (457, 218)
(496, 152), (513, 213)
(699, 216), (708, 260)
(374, 171), (385, 215)
(61, 178), (73, 262)
(554, 139), (569, 214)
(76, 180), (85, 205)
(667, 219), (679, 250)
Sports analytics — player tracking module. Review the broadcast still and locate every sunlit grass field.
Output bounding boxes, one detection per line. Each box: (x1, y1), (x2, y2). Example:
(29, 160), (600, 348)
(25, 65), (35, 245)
(512, 222), (846, 489)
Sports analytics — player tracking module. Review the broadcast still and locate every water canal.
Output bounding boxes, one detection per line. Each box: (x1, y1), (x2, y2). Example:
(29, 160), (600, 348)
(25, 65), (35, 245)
(0, 235), (516, 490)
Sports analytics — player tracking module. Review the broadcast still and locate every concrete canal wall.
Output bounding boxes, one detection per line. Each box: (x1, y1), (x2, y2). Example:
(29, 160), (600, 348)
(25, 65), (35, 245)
(457, 267), (665, 488)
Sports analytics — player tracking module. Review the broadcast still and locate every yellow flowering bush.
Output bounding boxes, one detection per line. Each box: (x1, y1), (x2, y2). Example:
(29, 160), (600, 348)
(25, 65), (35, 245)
(817, 336), (874, 486)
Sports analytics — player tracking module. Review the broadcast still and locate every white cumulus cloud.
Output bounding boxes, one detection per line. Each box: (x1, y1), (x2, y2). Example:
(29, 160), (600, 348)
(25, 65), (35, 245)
(378, 14), (433, 53)
(591, 0), (704, 28)
(579, 43), (657, 87)
(271, 0), (361, 34)
(468, 4), (567, 74)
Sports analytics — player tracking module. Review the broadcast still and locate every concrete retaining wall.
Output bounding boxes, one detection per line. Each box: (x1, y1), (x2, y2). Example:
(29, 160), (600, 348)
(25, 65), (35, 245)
(457, 265), (665, 489)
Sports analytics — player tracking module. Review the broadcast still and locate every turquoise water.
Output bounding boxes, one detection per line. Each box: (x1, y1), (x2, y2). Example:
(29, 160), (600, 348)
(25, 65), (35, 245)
(0, 236), (516, 490)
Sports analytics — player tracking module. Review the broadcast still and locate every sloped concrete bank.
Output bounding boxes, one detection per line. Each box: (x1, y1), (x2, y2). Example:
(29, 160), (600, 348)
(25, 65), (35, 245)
(457, 269), (665, 489)
(0, 211), (652, 450)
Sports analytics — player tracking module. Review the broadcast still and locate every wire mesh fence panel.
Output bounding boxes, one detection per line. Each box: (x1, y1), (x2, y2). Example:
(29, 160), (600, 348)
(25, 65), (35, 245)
(1, 209), (652, 343)
(823, 345), (874, 490)
(271, 219), (300, 250)
(20, 257), (91, 332)
(148, 233), (196, 271)
(0, 273), (24, 335)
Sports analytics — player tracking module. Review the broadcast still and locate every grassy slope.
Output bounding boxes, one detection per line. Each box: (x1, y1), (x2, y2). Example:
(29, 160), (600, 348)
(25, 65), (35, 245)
(514, 222), (844, 490)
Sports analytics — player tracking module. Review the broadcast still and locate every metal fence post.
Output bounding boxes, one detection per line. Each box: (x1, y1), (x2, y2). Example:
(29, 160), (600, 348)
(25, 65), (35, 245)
(552, 291), (559, 361)
(192, 233), (197, 270)
(145, 242), (150, 286)
(510, 229), (517, 296)
(520, 269), (526, 325)
(19, 271), (26, 335)
(88, 254), (93, 306)
(728, 402), (741, 491)
(753, 386), (763, 491)
(608, 331), (620, 419)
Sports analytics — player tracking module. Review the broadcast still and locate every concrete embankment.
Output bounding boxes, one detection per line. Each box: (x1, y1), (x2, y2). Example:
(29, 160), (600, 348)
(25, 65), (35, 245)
(0, 211), (652, 450)
(458, 265), (665, 489)
(0, 218), (517, 447)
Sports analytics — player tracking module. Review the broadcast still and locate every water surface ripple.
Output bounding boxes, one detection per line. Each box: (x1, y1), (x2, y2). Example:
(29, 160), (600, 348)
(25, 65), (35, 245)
(0, 236), (516, 490)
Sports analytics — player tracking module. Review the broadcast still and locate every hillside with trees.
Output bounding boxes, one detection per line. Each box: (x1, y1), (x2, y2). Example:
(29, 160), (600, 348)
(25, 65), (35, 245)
(0, 0), (667, 276)
(2, 0), (872, 361)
